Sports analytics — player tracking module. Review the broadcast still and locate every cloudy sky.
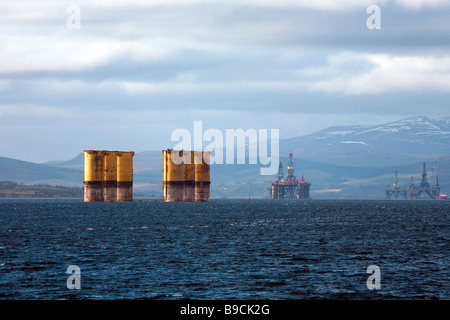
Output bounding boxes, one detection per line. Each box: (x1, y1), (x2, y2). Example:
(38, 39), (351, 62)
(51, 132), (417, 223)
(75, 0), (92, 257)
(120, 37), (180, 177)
(1, 0), (450, 162)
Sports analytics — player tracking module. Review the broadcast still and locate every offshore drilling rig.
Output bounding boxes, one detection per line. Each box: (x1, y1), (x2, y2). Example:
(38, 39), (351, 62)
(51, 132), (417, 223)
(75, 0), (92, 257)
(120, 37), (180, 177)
(409, 162), (440, 200)
(268, 153), (311, 199)
(385, 170), (408, 199)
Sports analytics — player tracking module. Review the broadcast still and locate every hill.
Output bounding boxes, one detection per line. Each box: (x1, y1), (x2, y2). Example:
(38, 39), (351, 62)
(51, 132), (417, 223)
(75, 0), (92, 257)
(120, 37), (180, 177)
(1, 116), (449, 199)
(280, 116), (450, 167)
(0, 157), (83, 187)
(0, 181), (83, 198)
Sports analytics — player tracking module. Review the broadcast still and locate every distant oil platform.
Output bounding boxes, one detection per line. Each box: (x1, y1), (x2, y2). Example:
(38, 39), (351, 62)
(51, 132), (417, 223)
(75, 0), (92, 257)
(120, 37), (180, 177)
(268, 153), (311, 199)
(409, 162), (441, 200)
(385, 170), (408, 199)
(386, 162), (444, 200)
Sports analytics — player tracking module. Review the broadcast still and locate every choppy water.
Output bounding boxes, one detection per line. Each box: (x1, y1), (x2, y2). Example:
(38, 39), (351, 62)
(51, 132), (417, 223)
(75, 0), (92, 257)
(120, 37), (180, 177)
(0, 199), (448, 300)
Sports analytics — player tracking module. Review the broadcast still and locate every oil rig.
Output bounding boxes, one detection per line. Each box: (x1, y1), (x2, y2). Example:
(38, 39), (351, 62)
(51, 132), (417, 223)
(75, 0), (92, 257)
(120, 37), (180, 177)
(162, 149), (211, 202)
(385, 170), (408, 199)
(268, 153), (311, 199)
(409, 162), (440, 200)
(83, 150), (135, 202)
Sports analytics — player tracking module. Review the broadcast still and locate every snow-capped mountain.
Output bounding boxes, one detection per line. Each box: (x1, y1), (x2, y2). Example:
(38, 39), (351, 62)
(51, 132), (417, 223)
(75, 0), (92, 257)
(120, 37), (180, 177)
(280, 116), (450, 165)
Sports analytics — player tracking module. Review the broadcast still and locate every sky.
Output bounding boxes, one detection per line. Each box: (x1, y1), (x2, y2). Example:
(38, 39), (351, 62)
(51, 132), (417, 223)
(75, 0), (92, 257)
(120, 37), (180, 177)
(1, 0), (450, 163)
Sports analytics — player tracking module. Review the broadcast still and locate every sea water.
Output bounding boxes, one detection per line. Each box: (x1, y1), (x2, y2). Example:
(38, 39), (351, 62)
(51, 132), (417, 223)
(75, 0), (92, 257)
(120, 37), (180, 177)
(0, 199), (448, 300)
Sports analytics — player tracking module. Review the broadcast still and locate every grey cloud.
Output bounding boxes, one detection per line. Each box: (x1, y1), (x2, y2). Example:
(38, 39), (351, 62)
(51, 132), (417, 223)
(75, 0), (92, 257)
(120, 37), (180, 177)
(2, 0), (450, 162)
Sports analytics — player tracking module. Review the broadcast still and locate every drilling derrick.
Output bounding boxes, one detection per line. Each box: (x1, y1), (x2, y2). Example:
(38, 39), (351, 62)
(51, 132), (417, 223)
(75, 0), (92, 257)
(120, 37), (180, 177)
(430, 168), (441, 199)
(268, 153), (311, 199)
(385, 170), (407, 199)
(277, 162), (284, 182)
(287, 153), (295, 181)
(284, 153), (297, 198)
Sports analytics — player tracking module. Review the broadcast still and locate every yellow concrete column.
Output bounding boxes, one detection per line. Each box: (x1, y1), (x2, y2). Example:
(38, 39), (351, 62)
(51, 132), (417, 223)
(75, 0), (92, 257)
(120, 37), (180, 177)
(162, 149), (185, 202)
(103, 151), (118, 202)
(83, 150), (105, 202)
(194, 151), (211, 202)
(117, 151), (134, 202)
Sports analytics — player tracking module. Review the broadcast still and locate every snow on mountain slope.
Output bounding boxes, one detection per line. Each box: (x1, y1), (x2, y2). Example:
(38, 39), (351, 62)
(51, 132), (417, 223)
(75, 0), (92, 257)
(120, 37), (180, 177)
(280, 116), (450, 161)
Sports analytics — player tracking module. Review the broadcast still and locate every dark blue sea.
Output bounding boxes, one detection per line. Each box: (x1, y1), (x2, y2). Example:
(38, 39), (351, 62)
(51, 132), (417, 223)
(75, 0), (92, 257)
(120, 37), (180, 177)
(0, 199), (449, 300)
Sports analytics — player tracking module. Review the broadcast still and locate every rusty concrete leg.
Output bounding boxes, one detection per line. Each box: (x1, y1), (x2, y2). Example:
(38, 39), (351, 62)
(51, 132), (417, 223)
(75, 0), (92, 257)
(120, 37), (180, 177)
(84, 181), (103, 202)
(195, 181), (210, 202)
(103, 181), (117, 202)
(163, 181), (185, 202)
(183, 181), (195, 202)
(117, 181), (133, 202)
